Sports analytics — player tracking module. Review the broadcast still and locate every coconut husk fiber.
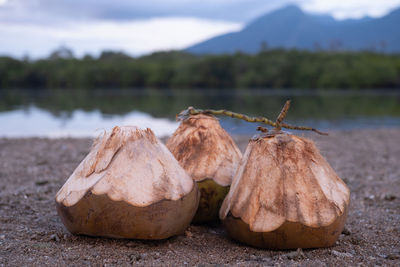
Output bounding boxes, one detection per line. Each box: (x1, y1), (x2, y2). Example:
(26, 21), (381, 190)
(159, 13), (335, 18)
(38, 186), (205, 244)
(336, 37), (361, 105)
(220, 132), (350, 249)
(56, 126), (199, 240)
(167, 114), (242, 223)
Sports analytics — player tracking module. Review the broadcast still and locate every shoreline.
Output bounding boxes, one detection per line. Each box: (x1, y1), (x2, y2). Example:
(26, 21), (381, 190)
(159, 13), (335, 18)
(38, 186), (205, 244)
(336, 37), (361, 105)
(1, 126), (399, 139)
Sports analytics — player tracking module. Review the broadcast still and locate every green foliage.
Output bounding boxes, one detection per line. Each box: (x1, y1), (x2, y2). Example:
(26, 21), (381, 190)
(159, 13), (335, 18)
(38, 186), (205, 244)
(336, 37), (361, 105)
(0, 50), (400, 90)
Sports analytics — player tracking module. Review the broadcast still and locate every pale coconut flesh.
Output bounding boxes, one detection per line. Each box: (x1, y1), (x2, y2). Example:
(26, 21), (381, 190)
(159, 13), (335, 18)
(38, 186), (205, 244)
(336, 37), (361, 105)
(166, 114), (242, 223)
(220, 132), (350, 249)
(56, 126), (199, 239)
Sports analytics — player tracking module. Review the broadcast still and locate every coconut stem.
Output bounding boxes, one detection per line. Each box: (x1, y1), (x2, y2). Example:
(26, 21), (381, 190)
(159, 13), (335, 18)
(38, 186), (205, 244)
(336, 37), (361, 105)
(275, 100), (291, 130)
(178, 104), (328, 136)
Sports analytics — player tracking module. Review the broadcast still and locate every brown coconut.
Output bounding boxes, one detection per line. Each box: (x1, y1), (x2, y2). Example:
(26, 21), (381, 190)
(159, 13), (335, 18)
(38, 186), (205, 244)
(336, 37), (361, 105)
(166, 114), (242, 223)
(56, 126), (199, 240)
(220, 132), (350, 249)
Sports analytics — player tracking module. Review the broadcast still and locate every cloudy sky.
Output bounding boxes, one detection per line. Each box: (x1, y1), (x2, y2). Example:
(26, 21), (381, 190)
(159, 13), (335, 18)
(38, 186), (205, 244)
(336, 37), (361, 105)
(1, 0), (400, 58)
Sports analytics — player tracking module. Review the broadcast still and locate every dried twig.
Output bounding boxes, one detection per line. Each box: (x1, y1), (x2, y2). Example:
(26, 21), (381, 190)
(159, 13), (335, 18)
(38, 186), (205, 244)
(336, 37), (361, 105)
(177, 102), (328, 136)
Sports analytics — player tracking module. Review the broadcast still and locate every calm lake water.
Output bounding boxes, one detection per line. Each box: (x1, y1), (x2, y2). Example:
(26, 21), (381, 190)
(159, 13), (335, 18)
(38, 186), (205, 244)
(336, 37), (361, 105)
(0, 89), (399, 138)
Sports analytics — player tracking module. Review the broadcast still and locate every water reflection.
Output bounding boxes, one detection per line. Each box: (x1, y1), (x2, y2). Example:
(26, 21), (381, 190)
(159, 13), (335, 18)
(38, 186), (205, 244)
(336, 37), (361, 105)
(0, 106), (178, 138)
(0, 89), (399, 137)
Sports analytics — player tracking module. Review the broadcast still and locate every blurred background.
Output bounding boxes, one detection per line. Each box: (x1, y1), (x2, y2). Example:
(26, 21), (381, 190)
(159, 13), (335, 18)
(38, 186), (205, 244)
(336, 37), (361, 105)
(0, 0), (399, 137)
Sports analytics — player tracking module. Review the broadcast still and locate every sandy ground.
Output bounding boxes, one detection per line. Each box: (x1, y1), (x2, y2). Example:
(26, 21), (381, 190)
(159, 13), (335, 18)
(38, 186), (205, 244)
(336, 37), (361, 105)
(0, 129), (399, 266)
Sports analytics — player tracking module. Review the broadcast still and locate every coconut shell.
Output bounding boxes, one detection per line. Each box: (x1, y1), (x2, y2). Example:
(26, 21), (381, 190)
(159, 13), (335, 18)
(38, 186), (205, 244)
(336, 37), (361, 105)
(166, 114), (242, 223)
(56, 126), (199, 239)
(220, 132), (350, 249)
(193, 179), (230, 223)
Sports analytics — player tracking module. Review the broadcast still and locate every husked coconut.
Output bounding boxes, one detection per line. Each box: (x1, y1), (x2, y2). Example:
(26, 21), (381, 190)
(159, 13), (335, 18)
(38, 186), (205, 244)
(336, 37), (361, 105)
(220, 132), (350, 249)
(167, 114), (242, 223)
(56, 126), (199, 239)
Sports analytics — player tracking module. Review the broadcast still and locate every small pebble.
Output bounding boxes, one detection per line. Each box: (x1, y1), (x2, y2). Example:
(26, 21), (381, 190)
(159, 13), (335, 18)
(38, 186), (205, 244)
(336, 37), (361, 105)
(36, 160), (48, 165)
(126, 241), (136, 247)
(383, 194), (396, 201)
(208, 229), (218, 235)
(386, 253), (400, 260)
(342, 227), (351, 235)
(35, 180), (49, 186)
(284, 248), (305, 260)
(130, 254), (141, 262)
(331, 250), (353, 258)
(364, 195), (375, 200)
(50, 234), (60, 242)
(184, 230), (193, 238)
(385, 226), (396, 232)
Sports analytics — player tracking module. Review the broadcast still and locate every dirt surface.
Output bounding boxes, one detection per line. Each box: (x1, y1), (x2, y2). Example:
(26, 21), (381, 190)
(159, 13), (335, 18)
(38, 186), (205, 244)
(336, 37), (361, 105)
(0, 129), (399, 266)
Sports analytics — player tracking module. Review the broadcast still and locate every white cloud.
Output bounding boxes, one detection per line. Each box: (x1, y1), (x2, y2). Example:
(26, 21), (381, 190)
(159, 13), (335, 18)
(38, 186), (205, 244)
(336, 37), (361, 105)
(302, 0), (400, 19)
(0, 17), (242, 58)
(1, 0), (400, 23)
(1, 0), (400, 57)
(0, 0), (292, 23)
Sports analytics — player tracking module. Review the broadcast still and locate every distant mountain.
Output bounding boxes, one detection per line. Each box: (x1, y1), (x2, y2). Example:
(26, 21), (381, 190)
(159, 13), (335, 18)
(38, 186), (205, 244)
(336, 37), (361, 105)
(186, 5), (400, 53)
